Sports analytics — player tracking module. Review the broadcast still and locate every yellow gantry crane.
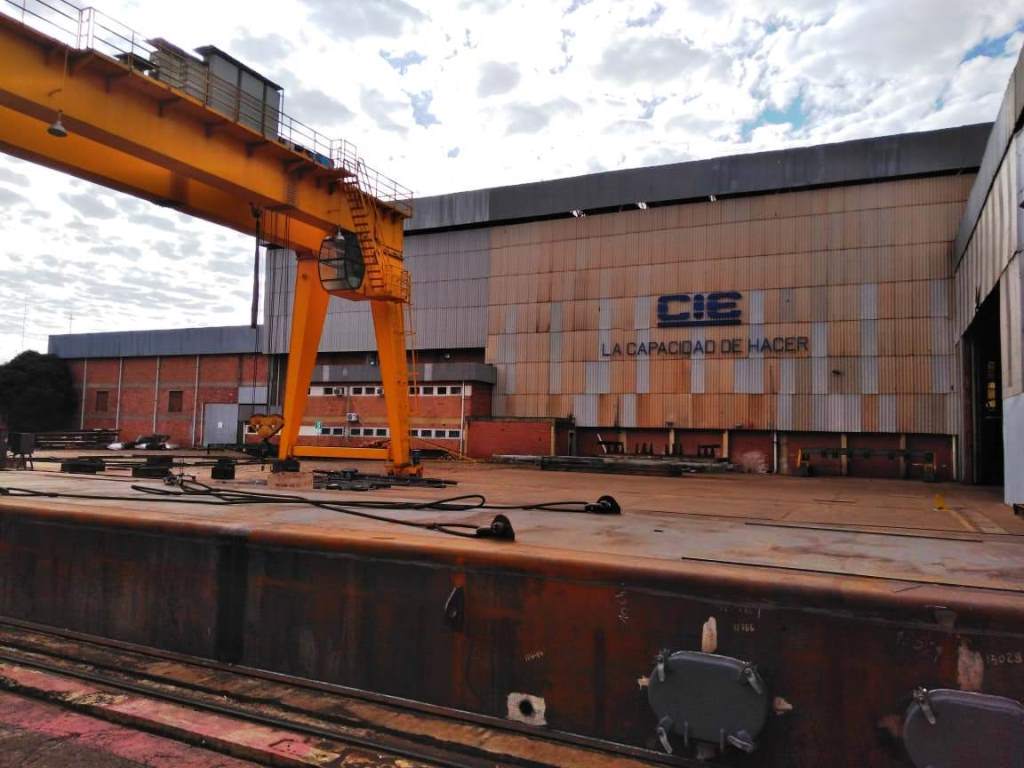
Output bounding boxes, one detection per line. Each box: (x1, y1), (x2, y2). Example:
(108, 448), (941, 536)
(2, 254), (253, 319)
(0, 3), (421, 474)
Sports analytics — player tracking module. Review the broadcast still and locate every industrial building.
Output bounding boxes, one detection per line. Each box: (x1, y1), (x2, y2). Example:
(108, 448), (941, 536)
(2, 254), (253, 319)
(7, 4), (1024, 765)
(49, 105), (1022, 497)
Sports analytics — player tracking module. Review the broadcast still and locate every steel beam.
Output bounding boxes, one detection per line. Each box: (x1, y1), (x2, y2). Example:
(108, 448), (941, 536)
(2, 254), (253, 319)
(0, 15), (403, 254)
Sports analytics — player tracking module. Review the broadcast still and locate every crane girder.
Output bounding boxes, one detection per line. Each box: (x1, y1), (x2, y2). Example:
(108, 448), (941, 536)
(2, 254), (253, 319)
(0, 10), (421, 474)
(0, 15), (404, 258)
(0, 106), (328, 254)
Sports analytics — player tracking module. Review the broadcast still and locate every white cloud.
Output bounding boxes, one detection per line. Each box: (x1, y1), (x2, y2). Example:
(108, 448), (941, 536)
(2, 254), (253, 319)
(477, 61), (521, 96)
(0, 0), (1021, 362)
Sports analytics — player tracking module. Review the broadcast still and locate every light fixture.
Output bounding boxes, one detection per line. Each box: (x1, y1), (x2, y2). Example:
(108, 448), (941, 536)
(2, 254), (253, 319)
(709, 194), (717, 202)
(570, 209), (585, 218)
(47, 110), (68, 138)
(637, 201), (648, 210)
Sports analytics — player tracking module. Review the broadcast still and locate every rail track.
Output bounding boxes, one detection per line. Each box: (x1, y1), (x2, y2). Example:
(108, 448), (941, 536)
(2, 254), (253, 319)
(0, 616), (672, 768)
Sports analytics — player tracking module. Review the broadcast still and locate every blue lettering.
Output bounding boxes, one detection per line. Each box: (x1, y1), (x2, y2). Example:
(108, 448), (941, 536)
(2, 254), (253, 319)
(657, 291), (743, 328)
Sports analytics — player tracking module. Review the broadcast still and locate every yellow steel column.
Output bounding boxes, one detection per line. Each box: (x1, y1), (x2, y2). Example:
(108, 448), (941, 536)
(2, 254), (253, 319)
(370, 299), (419, 475)
(278, 257), (330, 459)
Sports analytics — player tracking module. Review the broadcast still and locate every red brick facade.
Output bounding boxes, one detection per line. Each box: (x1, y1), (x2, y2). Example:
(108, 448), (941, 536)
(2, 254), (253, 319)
(68, 353), (492, 453)
(64, 352), (954, 478)
(70, 354), (268, 447)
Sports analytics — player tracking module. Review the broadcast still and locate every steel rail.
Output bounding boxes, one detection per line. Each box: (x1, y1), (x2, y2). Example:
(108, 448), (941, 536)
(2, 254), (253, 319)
(0, 637), (492, 768)
(0, 615), (682, 767)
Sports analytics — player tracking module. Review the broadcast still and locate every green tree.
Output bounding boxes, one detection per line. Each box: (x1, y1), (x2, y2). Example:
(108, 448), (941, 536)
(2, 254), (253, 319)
(0, 351), (77, 432)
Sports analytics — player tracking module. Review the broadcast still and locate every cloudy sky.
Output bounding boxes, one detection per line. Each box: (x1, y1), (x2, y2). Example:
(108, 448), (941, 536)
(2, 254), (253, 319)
(0, 0), (1022, 363)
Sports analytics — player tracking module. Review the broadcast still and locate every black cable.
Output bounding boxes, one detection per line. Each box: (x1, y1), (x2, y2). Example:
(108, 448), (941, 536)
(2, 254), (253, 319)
(0, 481), (516, 542)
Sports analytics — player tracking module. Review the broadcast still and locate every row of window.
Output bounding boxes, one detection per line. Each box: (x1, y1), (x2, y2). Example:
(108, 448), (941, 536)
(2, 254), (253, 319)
(342, 426), (391, 437)
(92, 384), (470, 415)
(411, 428), (462, 439)
(308, 384), (472, 397)
(292, 425), (462, 439)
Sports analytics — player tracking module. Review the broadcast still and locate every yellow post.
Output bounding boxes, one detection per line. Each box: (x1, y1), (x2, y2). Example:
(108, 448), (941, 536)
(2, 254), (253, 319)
(371, 299), (419, 475)
(278, 257), (330, 459)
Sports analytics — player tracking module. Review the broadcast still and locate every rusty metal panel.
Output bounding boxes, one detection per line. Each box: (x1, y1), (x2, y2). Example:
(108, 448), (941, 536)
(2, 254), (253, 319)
(475, 174), (971, 435)
(955, 134), (1020, 339)
(734, 358), (764, 394)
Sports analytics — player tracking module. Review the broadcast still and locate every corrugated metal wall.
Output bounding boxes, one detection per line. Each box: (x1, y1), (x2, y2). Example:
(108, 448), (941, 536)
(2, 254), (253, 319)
(265, 174), (973, 436)
(263, 229), (491, 354)
(953, 133), (1021, 343)
(954, 129), (1024, 501)
(486, 175), (973, 431)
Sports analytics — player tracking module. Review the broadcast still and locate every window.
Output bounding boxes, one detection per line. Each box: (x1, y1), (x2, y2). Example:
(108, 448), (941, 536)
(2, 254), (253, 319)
(323, 386), (334, 395)
(168, 390), (183, 413)
(374, 428), (388, 437)
(422, 386), (434, 395)
(436, 386), (448, 395)
(351, 386), (364, 395)
(409, 386), (417, 395)
(449, 385), (462, 396)
(447, 430), (461, 439)
(420, 429), (433, 438)
(95, 390), (109, 412)
(331, 427), (346, 436)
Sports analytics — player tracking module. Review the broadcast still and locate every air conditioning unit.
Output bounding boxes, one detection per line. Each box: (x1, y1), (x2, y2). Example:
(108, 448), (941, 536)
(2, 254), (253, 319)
(346, 413), (359, 423)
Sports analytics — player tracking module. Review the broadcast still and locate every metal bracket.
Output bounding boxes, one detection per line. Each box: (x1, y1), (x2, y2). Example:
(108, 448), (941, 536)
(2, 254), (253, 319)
(741, 664), (765, 695)
(443, 585), (464, 630)
(656, 716), (673, 754)
(913, 687), (936, 725)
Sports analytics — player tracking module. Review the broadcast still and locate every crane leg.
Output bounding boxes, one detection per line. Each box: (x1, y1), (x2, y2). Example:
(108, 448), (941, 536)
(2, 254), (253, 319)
(371, 299), (421, 476)
(278, 257), (329, 459)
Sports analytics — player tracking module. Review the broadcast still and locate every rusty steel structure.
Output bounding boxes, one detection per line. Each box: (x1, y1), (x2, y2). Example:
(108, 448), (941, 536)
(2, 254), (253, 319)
(0, 470), (1022, 766)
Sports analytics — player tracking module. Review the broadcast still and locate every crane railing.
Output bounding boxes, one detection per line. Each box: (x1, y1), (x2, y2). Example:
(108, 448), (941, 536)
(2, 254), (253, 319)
(1, 0), (413, 216)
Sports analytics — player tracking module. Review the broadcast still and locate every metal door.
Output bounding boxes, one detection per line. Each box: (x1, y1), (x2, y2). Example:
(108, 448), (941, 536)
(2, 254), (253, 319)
(203, 403), (239, 446)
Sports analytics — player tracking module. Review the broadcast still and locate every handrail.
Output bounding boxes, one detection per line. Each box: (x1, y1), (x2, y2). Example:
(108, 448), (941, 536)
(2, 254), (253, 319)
(1, 0), (413, 216)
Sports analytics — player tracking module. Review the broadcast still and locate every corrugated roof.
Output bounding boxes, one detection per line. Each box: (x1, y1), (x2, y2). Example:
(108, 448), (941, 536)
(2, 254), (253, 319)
(408, 124), (992, 233)
(48, 325), (260, 359)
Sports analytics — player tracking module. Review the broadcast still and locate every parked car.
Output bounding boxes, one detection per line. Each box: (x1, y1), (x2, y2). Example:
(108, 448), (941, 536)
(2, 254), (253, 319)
(108, 434), (179, 451)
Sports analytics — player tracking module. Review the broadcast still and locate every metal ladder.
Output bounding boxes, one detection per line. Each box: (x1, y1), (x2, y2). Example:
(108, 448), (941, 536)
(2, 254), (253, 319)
(341, 161), (387, 292)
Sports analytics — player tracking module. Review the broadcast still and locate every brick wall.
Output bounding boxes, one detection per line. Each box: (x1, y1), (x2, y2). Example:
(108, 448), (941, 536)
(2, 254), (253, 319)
(71, 353), (268, 447)
(69, 349), (490, 449)
(466, 418), (555, 458)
